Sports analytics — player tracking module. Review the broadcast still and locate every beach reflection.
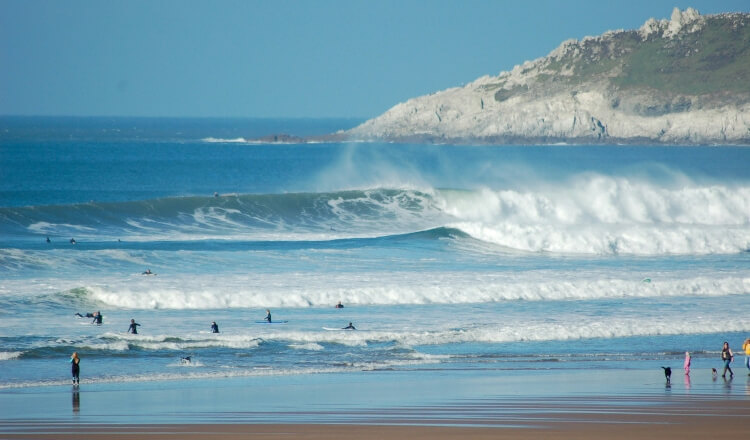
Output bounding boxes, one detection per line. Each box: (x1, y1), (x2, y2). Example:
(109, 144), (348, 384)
(684, 374), (691, 391)
(722, 375), (733, 393)
(72, 390), (80, 414)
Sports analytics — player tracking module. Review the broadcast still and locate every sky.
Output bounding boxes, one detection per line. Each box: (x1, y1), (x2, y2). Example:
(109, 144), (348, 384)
(1, 0), (748, 119)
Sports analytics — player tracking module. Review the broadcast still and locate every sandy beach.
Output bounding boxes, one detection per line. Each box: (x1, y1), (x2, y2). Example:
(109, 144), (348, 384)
(1, 396), (748, 439)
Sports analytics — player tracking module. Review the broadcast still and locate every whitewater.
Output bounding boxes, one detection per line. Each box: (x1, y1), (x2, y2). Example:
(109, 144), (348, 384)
(1, 117), (749, 389)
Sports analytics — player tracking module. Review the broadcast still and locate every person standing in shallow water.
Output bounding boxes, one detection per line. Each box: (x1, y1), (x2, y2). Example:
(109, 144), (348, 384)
(211, 321), (219, 333)
(721, 341), (734, 378)
(743, 337), (750, 375)
(70, 352), (80, 385)
(683, 351), (691, 375)
(127, 319), (141, 334)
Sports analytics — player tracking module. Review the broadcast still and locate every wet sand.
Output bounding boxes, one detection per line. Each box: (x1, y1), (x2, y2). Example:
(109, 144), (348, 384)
(1, 395), (748, 439)
(2, 369), (748, 439)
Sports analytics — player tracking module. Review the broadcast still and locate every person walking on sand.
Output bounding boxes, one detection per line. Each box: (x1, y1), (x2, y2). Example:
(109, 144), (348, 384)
(70, 352), (80, 385)
(127, 319), (141, 334)
(721, 341), (734, 378)
(684, 351), (691, 375)
(743, 337), (750, 375)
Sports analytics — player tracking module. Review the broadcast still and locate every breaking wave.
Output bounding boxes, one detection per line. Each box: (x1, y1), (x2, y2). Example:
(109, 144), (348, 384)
(1, 178), (748, 255)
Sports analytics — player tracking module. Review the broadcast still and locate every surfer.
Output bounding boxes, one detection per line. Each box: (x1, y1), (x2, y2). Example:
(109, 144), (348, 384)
(343, 322), (356, 330)
(70, 352), (80, 385)
(264, 309), (272, 323)
(75, 311), (102, 324)
(70, 238), (76, 244)
(335, 301), (344, 308)
(127, 318), (141, 334)
(142, 269), (153, 275)
(211, 321), (219, 333)
(46, 236), (50, 243)
(721, 341), (734, 378)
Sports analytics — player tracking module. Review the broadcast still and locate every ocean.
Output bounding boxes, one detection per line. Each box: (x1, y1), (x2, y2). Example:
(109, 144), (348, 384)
(1, 116), (749, 392)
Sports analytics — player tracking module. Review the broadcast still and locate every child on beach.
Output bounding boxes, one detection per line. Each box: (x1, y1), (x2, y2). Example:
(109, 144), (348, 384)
(684, 351), (691, 375)
(743, 338), (750, 375)
(70, 352), (80, 385)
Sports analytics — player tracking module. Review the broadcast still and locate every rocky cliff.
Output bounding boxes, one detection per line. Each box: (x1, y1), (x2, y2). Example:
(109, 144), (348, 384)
(345, 8), (750, 145)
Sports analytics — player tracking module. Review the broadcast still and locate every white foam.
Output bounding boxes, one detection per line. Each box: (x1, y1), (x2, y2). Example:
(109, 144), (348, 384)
(289, 342), (324, 351)
(437, 178), (750, 255)
(201, 137), (248, 143)
(0, 351), (23, 361)
(83, 273), (750, 309)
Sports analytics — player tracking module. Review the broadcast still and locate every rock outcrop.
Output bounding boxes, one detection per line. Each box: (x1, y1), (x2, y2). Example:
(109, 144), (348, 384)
(345, 8), (750, 145)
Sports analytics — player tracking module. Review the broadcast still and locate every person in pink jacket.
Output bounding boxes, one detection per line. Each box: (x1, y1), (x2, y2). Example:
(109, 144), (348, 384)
(683, 351), (691, 375)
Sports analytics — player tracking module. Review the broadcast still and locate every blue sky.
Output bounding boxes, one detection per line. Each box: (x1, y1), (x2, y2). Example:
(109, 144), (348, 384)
(1, 0), (747, 118)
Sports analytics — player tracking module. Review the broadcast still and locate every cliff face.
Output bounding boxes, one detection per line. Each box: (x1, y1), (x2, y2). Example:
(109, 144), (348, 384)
(346, 8), (750, 145)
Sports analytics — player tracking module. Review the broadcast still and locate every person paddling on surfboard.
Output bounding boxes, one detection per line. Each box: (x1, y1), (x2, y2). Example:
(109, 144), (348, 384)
(343, 322), (355, 330)
(75, 311), (102, 324)
(264, 309), (272, 323)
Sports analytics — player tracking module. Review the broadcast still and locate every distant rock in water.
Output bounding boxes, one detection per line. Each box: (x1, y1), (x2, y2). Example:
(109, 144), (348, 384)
(344, 8), (750, 145)
(252, 133), (308, 144)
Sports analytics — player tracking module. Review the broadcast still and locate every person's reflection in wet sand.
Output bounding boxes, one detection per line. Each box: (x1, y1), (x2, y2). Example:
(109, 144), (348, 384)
(684, 373), (691, 390)
(72, 389), (80, 414)
(722, 374), (733, 393)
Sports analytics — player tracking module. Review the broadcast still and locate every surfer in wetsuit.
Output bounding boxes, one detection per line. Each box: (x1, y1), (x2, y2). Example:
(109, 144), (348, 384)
(211, 321), (219, 333)
(335, 301), (344, 308)
(70, 352), (80, 385)
(76, 311), (103, 324)
(264, 309), (272, 323)
(343, 322), (356, 330)
(127, 318), (141, 334)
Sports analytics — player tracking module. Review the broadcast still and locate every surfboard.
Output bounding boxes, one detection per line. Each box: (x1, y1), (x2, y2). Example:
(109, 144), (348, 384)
(322, 327), (343, 331)
(255, 320), (288, 324)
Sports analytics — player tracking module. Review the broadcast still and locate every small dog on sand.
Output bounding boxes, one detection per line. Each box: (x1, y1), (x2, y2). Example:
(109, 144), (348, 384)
(661, 366), (672, 384)
(712, 368), (718, 379)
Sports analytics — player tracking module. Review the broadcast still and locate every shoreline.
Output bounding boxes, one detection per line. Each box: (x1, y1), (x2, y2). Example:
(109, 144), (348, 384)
(2, 368), (748, 433)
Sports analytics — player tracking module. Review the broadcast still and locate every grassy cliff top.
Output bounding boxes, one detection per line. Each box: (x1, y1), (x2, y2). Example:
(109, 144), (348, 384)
(488, 10), (750, 102)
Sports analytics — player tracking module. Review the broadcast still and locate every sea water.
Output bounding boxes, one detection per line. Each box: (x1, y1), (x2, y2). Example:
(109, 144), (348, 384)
(1, 116), (749, 390)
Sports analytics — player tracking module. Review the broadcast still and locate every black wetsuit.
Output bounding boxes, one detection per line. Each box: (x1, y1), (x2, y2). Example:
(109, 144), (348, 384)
(71, 358), (80, 384)
(211, 323), (219, 333)
(93, 314), (102, 324)
(127, 322), (140, 334)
